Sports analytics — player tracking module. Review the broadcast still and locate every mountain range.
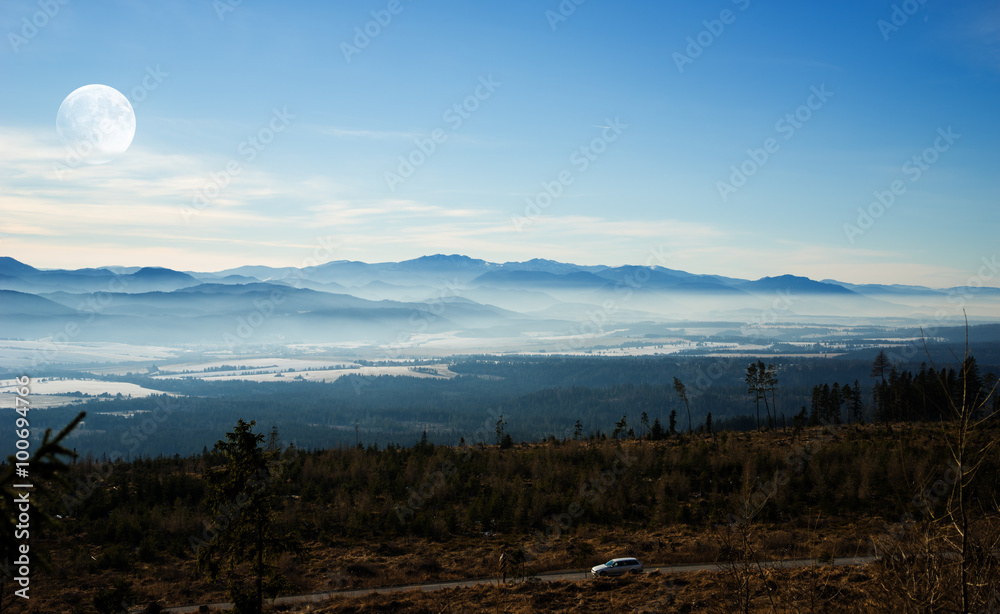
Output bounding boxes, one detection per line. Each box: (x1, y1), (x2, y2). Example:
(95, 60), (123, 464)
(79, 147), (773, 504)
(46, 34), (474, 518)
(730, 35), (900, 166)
(1, 255), (998, 354)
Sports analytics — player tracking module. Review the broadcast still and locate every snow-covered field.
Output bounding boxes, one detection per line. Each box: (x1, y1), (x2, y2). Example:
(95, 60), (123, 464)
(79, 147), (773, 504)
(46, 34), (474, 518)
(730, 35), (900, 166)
(154, 364), (456, 383)
(0, 378), (177, 409)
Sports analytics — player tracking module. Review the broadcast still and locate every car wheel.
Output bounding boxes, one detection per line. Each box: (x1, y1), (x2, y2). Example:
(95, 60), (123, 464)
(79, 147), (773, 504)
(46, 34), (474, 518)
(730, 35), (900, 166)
(598, 571), (606, 577)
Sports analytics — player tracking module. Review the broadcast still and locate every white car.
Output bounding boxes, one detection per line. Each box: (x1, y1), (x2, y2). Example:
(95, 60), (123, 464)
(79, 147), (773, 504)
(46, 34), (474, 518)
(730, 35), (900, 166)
(591, 557), (643, 577)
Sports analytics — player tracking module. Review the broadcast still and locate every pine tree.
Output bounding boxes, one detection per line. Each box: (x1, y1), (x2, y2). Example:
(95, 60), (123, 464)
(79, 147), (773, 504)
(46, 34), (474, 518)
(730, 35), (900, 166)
(650, 418), (665, 440)
(871, 350), (890, 423)
(960, 356), (983, 409)
(765, 363), (778, 428)
(746, 362), (762, 430)
(841, 383), (853, 424)
(495, 415), (507, 447)
(829, 382), (843, 425)
(809, 385), (822, 426)
(0, 410), (85, 607)
(746, 361), (778, 429)
(850, 379), (865, 424)
(197, 420), (288, 614)
(613, 415), (628, 439)
(793, 406), (807, 434)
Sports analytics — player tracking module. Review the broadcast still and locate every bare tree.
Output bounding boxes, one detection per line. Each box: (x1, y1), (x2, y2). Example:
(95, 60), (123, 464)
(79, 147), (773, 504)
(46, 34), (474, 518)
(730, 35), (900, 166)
(870, 318), (1000, 613)
(923, 320), (1000, 614)
(713, 463), (776, 614)
(871, 349), (890, 424)
(674, 377), (692, 434)
(765, 363), (778, 428)
(746, 361), (778, 430)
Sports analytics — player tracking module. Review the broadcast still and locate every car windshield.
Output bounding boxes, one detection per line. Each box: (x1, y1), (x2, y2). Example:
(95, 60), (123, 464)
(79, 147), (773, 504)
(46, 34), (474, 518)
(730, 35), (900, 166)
(605, 560), (615, 566)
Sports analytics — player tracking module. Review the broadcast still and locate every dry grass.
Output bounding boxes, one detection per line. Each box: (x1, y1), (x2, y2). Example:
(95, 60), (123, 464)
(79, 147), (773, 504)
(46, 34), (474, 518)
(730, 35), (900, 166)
(10, 519), (886, 613)
(10, 423), (996, 612)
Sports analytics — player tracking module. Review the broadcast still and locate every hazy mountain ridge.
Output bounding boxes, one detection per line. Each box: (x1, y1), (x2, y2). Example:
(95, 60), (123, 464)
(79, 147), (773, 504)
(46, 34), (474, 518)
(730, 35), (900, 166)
(0, 290), (79, 316)
(2, 255), (999, 352)
(4, 254), (982, 296)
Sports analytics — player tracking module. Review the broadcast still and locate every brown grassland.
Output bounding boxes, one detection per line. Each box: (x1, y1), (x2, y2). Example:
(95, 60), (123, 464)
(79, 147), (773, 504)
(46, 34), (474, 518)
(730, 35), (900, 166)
(3, 421), (1000, 613)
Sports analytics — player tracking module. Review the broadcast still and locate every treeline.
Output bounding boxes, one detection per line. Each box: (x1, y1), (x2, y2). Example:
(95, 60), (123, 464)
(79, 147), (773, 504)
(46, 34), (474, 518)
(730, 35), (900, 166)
(807, 352), (998, 426)
(33, 422), (1000, 579)
(4, 351), (998, 459)
(872, 354), (997, 422)
(807, 381), (865, 426)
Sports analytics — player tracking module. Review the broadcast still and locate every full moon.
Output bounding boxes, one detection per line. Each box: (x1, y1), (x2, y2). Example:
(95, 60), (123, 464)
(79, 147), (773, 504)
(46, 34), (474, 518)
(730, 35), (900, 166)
(56, 84), (136, 165)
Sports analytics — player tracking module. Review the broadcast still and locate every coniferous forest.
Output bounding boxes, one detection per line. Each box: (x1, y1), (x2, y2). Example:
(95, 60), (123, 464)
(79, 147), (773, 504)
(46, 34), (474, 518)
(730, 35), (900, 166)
(1, 346), (999, 612)
(5, 349), (997, 460)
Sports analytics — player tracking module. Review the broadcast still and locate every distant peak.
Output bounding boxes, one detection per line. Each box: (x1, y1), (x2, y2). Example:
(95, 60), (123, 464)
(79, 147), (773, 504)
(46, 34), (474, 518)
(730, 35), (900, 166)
(0, 256), (38, 274)
(411, 254), (482, 263)
(399, 254), (489, 268)
(134, 266), (186, 275)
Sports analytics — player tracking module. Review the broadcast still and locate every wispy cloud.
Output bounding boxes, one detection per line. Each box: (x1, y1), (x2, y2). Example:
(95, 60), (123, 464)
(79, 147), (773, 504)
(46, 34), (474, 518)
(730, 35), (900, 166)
(731, 57), (843, 71)
(314, 125), (422, 140)
(0, 127), (742, 271)
(0, 127), (352, 263)
(939, 1), (1000, 71)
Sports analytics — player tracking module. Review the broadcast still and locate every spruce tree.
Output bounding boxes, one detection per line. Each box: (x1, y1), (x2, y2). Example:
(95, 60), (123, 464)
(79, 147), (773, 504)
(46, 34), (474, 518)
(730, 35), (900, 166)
(197, 420), (288, 614)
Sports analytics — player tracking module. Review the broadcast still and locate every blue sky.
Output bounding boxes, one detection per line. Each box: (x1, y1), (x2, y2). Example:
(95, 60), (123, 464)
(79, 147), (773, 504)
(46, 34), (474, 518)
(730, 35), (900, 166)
(1, 0), (998, 287)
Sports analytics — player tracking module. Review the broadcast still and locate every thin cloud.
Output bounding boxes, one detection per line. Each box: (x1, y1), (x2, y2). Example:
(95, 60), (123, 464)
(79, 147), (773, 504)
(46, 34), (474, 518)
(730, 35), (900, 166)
(315, 126), (422, 140)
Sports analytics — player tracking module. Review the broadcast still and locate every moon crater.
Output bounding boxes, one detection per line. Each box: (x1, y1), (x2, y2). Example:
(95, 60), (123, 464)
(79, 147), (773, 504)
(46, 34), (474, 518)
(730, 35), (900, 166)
(56, 84), (136, 165)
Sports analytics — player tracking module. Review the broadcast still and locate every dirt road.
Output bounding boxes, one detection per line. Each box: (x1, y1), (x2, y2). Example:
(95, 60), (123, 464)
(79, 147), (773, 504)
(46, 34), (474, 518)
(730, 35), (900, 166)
(162, 555), (875, 612)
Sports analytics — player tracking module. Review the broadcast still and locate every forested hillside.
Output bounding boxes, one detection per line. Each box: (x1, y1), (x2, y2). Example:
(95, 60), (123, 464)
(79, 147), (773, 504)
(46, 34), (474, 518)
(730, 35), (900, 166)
(9, 420), (1000, 612)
